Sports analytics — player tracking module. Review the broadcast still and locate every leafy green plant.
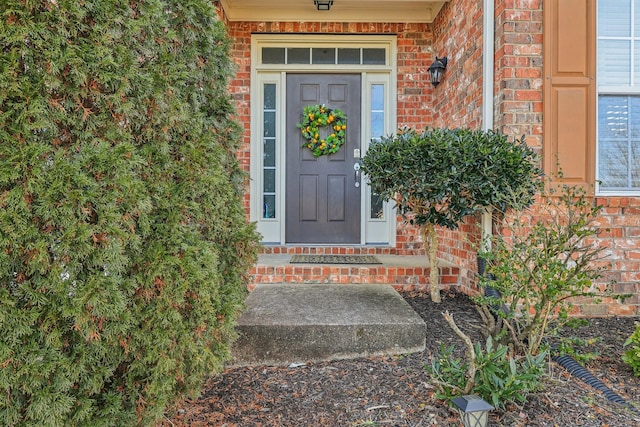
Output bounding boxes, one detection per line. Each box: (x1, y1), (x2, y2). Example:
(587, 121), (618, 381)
(426, 335), (546, 409)
(0, 1), (259, 426)
(623, 323), (640, 377)
(543, 318), (600, 363)
(553, 336), (601, 364)
(476, 183), (624, 356)
(362, 128), (540, 302)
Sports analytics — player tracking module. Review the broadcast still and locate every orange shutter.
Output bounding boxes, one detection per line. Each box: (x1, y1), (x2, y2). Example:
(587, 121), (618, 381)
(543, 0), (596, 189)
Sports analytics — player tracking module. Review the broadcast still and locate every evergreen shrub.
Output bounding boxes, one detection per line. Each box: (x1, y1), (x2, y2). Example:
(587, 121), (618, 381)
(0, 1), (259, 425)
(362, 127), (540, 302)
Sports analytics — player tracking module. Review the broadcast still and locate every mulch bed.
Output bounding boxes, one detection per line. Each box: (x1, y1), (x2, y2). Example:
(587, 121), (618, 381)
(162, 292), (640, 427)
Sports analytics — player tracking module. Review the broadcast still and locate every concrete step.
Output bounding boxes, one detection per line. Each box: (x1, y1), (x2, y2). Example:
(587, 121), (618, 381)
(231, 283), (426, 366)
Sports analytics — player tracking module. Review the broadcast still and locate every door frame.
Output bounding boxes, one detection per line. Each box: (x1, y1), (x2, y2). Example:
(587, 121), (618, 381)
(250, 34), (398, 246)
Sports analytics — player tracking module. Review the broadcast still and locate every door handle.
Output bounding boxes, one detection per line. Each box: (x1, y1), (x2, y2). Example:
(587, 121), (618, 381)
(354, 162), (361, 188)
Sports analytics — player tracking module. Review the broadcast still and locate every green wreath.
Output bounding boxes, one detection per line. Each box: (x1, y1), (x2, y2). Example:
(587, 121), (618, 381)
(297, 104), (347, 157)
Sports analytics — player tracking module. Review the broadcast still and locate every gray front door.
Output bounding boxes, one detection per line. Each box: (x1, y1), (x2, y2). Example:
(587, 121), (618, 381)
(286, 74), (362, 243)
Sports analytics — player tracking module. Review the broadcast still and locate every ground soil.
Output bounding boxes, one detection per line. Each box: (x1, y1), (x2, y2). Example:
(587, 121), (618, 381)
(162, 292), (640, 427)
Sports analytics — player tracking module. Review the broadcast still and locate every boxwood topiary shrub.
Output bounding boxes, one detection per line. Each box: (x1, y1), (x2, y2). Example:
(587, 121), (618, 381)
(362, 128), (540, 302)
(0, 1), (259, 425)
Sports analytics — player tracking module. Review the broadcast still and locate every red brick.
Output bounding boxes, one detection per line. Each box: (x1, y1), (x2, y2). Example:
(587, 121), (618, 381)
(228, 0), (638, 315)
(608, 305), (639, 316)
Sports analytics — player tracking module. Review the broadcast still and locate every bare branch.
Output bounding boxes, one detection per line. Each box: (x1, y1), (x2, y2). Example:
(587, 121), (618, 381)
(443, 311), (475, 394)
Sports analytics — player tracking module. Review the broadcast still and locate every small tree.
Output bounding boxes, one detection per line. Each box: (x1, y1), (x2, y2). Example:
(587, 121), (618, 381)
(428, 183), (626, 407)
(0, 1), (259, 425)
(477, 183), (622, 355)
(362, 128), (540, 302)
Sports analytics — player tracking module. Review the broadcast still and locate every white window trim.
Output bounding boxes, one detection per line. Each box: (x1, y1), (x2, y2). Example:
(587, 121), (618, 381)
(251, 73), (284, 243)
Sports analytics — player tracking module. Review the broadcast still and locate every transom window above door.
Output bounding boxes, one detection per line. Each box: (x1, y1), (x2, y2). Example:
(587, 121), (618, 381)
(261, 47), (387, 66)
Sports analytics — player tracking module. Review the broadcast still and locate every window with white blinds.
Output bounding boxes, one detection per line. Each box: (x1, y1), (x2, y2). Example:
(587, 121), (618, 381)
(598, 0), (640, 192)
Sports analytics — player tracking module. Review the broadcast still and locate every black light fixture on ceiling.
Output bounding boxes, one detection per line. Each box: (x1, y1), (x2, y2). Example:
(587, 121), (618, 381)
(427, 56), (448, 87)
(314, 1), (333, 11)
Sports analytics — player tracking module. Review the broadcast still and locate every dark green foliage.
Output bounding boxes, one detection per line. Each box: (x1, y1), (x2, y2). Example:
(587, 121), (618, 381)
(362, 127), (541, 302)
(361, 128), (541, 229)
(426, 337), (547, 409)
(623, 324), (640, 376)
(0, 1), (259, 425)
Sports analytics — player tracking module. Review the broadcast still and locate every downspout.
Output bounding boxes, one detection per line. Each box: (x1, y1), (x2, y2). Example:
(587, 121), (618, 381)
(482, 0), (495, 133)
(481, 0), (495, 253)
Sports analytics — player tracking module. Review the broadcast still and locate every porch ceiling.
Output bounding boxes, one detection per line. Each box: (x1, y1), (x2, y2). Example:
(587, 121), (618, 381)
(219, 0), (449, 23)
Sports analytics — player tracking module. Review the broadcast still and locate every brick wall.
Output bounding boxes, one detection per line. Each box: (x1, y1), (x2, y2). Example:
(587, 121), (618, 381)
(218, 0), (640, 315)
(591, 198), (640, 316)
(426, 0), (640, 315)
(494, 0), (543, 153)
(431, 0), (484, 129)
(223, 1), (491, 285)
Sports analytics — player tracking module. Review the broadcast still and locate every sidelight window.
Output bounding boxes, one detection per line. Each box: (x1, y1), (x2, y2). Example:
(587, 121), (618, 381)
(263, 83), (277, 218)
(370, 84), (385, 220)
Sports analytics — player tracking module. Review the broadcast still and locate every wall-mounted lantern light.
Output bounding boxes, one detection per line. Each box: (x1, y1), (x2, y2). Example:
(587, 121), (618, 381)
(428, 56), (448, 87)
(314, 1), (333, 10)
(451, 395), (494, 427)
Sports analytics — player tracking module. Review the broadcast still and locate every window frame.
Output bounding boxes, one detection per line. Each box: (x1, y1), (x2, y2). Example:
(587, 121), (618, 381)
(250, 35), (398, 245)
(596, 0), (640, 195)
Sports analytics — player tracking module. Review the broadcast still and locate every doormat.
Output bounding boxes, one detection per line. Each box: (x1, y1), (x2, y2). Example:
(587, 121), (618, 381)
(290, 255), (382, 265)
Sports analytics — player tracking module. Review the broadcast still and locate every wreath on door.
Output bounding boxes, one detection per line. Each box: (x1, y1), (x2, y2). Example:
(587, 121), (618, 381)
(297, 104), (347, 157)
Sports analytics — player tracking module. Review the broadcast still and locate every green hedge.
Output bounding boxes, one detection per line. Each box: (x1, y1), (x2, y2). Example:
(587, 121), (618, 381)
(0, 1), (259, 425)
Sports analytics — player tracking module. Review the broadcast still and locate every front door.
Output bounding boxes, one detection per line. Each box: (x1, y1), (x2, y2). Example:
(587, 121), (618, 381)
(286, 74), (362, 243)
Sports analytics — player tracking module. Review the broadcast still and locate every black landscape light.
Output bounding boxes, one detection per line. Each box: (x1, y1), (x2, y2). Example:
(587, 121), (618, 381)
(451, 395), (494, 427)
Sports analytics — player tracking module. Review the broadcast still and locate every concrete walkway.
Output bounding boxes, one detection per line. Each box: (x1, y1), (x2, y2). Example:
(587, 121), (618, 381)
(231, 283), (426, 366)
